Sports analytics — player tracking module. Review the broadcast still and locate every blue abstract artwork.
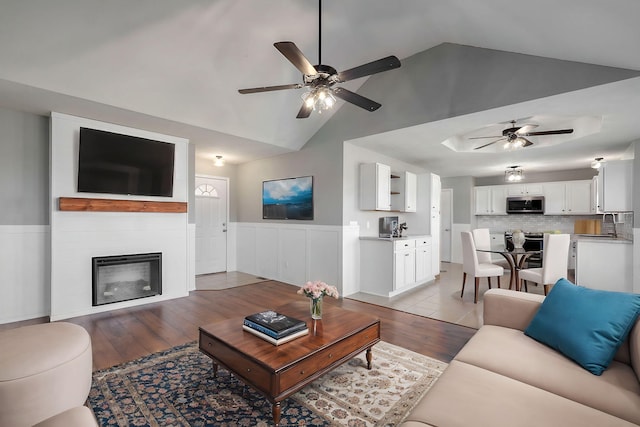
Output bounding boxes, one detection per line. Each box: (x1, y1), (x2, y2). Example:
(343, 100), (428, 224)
(263, 176), (313, 220)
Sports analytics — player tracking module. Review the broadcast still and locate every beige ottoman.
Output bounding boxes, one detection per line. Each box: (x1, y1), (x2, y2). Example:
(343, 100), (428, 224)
(0, 322), (93, 426)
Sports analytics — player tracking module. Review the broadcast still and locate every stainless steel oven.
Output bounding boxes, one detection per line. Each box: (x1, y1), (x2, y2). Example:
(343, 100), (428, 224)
(504, 232), (543, 267)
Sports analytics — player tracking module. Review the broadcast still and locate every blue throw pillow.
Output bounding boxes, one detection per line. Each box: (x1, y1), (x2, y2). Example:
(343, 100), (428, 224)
(525, 278), (640, 375)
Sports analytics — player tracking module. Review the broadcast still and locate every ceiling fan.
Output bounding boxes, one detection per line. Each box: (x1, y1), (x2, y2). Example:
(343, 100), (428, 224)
(470, 120), (574, 150)
(237, 0), (401, 119)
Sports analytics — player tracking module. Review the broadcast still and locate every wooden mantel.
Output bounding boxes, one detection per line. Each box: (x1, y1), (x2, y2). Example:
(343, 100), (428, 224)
(59, 197), (188, 213)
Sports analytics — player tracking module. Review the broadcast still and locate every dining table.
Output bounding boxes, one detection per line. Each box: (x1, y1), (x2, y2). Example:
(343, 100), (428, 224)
(476, 248), (542, 291)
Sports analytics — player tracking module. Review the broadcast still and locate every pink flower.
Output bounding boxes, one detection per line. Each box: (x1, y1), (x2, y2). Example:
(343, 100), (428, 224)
(297, 280), (339, 300)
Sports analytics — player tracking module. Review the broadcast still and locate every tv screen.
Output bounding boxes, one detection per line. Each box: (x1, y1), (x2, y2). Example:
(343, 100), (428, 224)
(77, 127), (175, 197)
(262, 176), (313, 220)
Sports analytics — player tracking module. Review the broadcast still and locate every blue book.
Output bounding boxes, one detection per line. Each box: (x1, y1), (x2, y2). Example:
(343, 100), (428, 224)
(243, 310), (307, 339)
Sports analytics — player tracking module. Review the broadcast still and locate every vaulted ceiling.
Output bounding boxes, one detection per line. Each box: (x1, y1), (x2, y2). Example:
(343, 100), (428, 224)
(1, 0), (639, 177)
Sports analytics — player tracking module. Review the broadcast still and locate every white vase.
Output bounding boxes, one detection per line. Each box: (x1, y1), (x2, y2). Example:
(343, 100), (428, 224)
(512, 231), (525, 249)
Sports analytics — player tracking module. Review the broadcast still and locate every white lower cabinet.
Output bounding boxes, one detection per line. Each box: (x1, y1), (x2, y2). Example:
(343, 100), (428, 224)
(360, 236), (434, 297)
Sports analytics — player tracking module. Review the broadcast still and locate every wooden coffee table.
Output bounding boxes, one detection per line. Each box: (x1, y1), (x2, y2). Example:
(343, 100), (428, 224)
(199, 300), (380, 426)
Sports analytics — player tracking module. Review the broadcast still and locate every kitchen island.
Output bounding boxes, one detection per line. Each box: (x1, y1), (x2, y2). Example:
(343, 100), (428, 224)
(359, 235), (434, 297)
(574, 235), (634, 293)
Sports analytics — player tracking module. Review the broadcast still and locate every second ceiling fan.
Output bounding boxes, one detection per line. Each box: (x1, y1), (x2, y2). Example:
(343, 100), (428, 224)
(238, 0), (401, 119)
(471, 120), (574, 150)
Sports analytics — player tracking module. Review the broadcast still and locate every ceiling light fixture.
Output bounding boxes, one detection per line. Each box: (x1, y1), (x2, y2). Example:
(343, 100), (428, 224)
(214, 155), (225, 167)
(591, 157), (604, 169)
(301, 87), (336, 113)
(505, 166), (524, 182)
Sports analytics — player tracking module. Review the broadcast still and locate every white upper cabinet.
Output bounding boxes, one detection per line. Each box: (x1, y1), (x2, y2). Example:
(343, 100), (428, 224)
(391, 171), (417, 212)
(359, 163), (391, 211)
(600, 160), (633, 212)
(543, 180), (592, 215)
(506, 183), (544, 196)
(474, 186), (506, 215)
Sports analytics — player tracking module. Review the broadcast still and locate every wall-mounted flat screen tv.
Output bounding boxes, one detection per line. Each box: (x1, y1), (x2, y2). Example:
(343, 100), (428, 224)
(263, 176), (313, 220)
(77, 127), (175, 197)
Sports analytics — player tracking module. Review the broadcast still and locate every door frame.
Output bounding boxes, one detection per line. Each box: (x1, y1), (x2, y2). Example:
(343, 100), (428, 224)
(440, 188), (453, 263)
(195, 174), (230, 273)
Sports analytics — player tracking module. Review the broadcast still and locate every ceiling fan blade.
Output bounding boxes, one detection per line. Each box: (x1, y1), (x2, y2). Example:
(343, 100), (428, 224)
(336, 56), (401, 82)
(468, 135), (503, 140)
(333, 87), (381, 111)
(238, 83), (303, 94)
(274, 42), (317, 75)
(296, 102), (313, 119)
(474, 138), (505, 150)
(515, 124), (538, 134)
(522, 138), (534, 147)
(521, 129), (574, 136)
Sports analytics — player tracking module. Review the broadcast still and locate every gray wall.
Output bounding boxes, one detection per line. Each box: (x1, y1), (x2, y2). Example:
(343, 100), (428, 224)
(441, 176), (474, 224)
(303, 43), (640, 146)
(236, 135), (343, 225)
(0, 108), (49, 225)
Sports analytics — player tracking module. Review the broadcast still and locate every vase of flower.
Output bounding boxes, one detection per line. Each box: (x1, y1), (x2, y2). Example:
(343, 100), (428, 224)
(298, 280), (339, 320)
(310, 297), (323, 319)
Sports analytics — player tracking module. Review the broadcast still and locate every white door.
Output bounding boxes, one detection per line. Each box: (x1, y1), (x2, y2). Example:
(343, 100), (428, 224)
(195, 176), (228, 275)
(440, 188), (453, 262)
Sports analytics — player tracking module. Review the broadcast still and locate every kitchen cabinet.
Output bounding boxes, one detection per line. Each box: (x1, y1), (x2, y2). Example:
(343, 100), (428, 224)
(430, 173), (441, 276)
(359, 236), (434, 297)
(506, 183), (544, 196)
(600, 160), (633, 212)
(415, 237), (433, 283)
(359, 162), (391, 211)
(394, 239), (416, 289)
(574, 238), (633, 292)
(543, 180), (592, 215)
(390, 171), (417, 212)
(474, 186), (507, 215)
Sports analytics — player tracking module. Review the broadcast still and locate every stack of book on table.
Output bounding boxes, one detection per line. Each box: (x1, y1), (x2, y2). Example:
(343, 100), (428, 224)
(243, 310), (309, 345)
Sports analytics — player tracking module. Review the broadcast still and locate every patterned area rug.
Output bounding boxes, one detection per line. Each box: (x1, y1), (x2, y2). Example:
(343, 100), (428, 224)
(88, 341), (447, 426)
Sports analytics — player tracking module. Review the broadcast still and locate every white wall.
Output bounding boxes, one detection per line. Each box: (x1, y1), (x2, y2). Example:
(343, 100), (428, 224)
(49, 113), (190, 320)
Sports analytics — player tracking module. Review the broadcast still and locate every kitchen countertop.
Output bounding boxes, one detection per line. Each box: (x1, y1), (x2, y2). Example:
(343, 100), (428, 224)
(572, 234), (632, 244)
(360, 235), (428, 241)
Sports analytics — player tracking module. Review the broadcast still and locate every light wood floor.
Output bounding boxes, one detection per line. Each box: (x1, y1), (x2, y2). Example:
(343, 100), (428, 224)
(1, 280), (476, 371)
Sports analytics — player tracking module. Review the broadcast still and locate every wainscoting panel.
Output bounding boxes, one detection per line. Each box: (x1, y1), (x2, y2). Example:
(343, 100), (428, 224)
(0, 226), (49, 324)
(234, 223), (347, 293)
(255, 227), (279, 279)
(279, 228), (307, 286)
(307, 229), (340, 289)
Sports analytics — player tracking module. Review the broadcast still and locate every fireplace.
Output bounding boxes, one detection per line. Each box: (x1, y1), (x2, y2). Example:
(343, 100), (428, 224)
(92, 252), (162, 306)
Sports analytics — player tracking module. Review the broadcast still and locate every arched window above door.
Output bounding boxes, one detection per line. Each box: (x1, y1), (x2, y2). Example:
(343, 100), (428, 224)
(195, 183), (219, 198)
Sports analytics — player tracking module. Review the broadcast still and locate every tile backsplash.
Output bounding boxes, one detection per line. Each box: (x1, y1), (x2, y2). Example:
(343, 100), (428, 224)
(476, 213), (634, 239)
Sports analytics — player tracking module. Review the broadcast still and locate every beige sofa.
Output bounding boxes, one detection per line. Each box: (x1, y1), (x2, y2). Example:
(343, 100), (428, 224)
(0, 322), (98, 427)
(401, 289), (640, 427)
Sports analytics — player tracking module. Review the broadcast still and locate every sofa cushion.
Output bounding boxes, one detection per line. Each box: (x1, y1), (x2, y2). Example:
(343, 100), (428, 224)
(524, 278), (640, 375)
(400, 360), (637, 427)
(455, 325), (640, 425)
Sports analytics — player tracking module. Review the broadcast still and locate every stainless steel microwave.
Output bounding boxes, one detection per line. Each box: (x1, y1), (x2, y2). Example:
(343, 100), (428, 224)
(506, 196), (545, 214)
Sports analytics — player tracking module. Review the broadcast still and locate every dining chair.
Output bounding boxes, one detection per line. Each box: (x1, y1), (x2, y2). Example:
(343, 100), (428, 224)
(519, 233), (571, 295)
(472, 228), (493, 264)
(461, 231), (504, 303)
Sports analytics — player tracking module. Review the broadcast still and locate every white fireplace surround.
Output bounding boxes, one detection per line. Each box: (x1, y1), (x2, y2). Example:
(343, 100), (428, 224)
(50, 113), (189, 320)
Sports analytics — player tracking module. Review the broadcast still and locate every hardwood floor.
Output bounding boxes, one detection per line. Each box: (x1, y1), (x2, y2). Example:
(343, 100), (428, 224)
(2, 281), (476, 371)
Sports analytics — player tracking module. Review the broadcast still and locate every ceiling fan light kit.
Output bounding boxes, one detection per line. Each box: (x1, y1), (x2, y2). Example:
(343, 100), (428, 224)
(591, 157), (604, 169)
(505, 166), (524, 182)
(237, 0), (401, 118)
